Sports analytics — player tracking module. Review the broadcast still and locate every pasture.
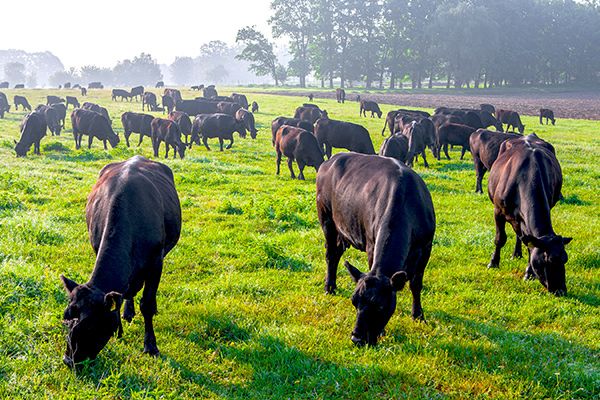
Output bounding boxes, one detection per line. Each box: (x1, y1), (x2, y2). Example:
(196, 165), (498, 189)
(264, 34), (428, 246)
(0, 87), (598, 399)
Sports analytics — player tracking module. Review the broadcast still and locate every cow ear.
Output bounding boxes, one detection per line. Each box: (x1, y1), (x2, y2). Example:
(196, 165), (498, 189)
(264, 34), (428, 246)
(104, 292), (123, 312)
(562, 237), (573, 245)
(60, 275), (79, 294)
(13, 140), (17, 145)
(345, 261), (365, 283)
(521, 234), (544, 249)
(391, 271), (408, 291)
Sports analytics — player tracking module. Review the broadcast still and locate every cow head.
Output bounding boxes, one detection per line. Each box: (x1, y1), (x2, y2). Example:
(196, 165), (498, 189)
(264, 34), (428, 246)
(235, 121), (247, 139)
(60, 275), (123, 368)
(518, 124), (526, 134)
(14, 139), (27, 157)
(177, 143), (186, 159)
(522, 234), (572, 295)
(346, 262), (407, 346)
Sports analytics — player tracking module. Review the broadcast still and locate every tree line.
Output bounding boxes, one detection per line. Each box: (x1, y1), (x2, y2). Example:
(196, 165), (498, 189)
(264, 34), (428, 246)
(237, 0), (600, 88)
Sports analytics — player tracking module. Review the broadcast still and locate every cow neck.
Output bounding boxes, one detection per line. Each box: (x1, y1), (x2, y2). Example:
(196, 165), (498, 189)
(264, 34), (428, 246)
(88, 232), (131, 295)
(371, 227), (410, 278)
(517, 172), (556, 239)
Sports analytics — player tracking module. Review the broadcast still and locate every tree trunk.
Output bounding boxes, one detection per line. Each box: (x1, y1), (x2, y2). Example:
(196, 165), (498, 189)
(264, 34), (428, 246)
(390, 71), (396, 89)
(446, 73), (451, 89)
(428, 71), (433, 89)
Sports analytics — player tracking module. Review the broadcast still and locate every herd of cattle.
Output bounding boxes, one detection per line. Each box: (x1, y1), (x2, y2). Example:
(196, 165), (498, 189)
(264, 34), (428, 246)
(0, 85), (571, 366)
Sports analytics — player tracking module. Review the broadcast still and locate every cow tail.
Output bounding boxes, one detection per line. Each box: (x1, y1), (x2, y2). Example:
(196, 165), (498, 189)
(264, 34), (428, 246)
(381, 118), (388, 136)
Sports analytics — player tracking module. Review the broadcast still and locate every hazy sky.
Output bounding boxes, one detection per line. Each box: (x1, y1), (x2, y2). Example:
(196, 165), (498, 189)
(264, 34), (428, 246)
(3, 0), (273, 68)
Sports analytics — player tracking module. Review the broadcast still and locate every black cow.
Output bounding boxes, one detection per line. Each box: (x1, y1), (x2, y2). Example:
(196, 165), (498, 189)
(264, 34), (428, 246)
(235, 108), (258, 139)
(294, 106), (327, 124)
(112, 89), (131, 102)
(308, 93), (314, 101)
(51, 103), (67, 129)
(143, 92), (159, 112)
(14, 95), (31, 111)
(217, 101), (242, 116)
(203, 85), (218, 99)
(251, 101), (259, 113)
(480, 103), (495, 115)
(71, 108), (119, 149)
(88, 82), (103, 89)
(162, 95), (175, 114)
(66, 96), (80, 109)
(379, 134), (409, 164)
(176, 99), (218, 116)
(336, 88), (346, 103)
(60, 156), (181, 367)
(231, 93), (249, 109)
(540, 108), (556, 125)
(121, 112), (154, 147)
(47, 95), (65, 106)
(381, 109), (430, 136)
(0, 82), (8, 88)
(168, 111), (195, 145)
(487, 135), (570, 295)
(191, 113), (246, 151)
(36, 105), (62, 136)
(15, 112), (47, 156)
(497, 109), (525, 133)
(316, 153), (435, 346)
(436, 123), (476, 160)
(275, 125), (324, 180)
(314, 118), (375, 159)
(402, 121), (431, 168)
(82, 102), (111, 124)
(151, 118), (186, 159)
(130, 86), (144, 101)
(271, 117), (314, 146)
(81, 87), (88, 96)
(0, 92), (9, 118)
(64, 82), (71, 89)
(360, 100), (382, 118)
(156, 81), (164, 88)
(14, 84), (24, 89)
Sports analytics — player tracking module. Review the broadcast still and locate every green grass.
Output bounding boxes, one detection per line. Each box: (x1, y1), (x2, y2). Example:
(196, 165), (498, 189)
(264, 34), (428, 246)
(0, 88), (598, 399)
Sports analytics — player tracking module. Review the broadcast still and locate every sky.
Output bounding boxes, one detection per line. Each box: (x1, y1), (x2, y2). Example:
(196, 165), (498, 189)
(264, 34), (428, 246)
(2, 0), (274, 68)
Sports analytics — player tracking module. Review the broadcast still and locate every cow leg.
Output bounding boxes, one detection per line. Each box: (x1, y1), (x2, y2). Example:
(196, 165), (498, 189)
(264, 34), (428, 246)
(444, 144), (450, 160)
(152, 138), (159, 157)
(203, 137), (210, 151)
(287, 158), (296, 179)
(297, 160), (306, 180)
(322, 219), (344, 294)
(125, 132), (131, 147)
(421, 151), (429, 168)
(88, 135), (93, 149)
(226, 137), (233, 149)
(165, 143), (169, 159)
(35, 141), (40, 155)
(276, 149), (282, 175)
(513, 236), (523, 259)
(409, 253), (427, 321)
(474, 158), (486, 194)
(103, 140), (107, 150)
(138, 134), (144, 146)
(488, 208), (507, 268)
(140, 260), (162, 356)
(219, 138), (224, 151)
(326, 144), (332, 159)
(460, 147), (467, 160)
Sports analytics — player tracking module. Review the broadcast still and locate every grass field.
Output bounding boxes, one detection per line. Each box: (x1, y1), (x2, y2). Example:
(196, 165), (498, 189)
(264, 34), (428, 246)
(0, 87), (598, 399)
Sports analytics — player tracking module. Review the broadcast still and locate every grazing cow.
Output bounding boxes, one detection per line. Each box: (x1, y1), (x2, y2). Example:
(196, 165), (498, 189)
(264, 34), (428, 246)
(487, 135), (570, 295)
(314, 118), (375, 159)
(73, 84), (81, 89)
(294, 105), (327, 124)
(379, 134), (409, 164)
(112, 89), (131, 102)
(162, 95), (175, 114)
(0, 82), (8, 88)
(235, 108), (258, 139)
(356, 95), (361, 102)
(71, 108), (119, 149)
(402, 121), (431, 168)
(60, 156), (181, 367)
(151, 118), (186, 159)
(81, 87), (87, 96)
(51, 103), (67, 129)
(382, 109), (431, 136)
(130, 86), (144, 101)
(64, 82), (71, 89)
(36, 105), (62, 136)
(336, 88), (346, 103)
(168, 111), (194, 145)
(540, 108), (556, 125)
(14, 112), (47, 156)
(0, 92), (10, 118)
(47, 95), (65, 106)
(203, 85), (218, 99)
(360, 100), (382, 118)
(480, 103), (495, 115)
(469, 129), (522, 193)
(14, 84), (24, 89)
(275, 125), (323, 180)
(176, 99), (218, 116)
(436, 123), (476, 160)
(66, 96), (80, 109)
(434, 107), (485, 130)
(251, 101), (259, 113)
(14, 95), (31, 111)
(156, 81), (164, 88)
(163, 88), (183, 104)
(308, 93), (314, 101)
(191, 85), (202, 91)
(217, 101), (242, 116)
(88, 82), (103, 89)
(121, 112), (154, 147)
(497, 109), (525, 133)
(231, 93), (249, 109)
(316, 152), (435, 345)
(82, 102), (111, 124)
(142, 92), (158, 112)
(191, 113), (246, 151)
(271, 117), (314, 146)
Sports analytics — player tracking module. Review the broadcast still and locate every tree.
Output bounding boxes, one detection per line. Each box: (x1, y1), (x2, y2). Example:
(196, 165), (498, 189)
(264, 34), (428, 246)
(4, 62), (26, 84)
(236, 26), (281, 85)
(206, 65), (229, 83)
(80, 65), (113, 84)
(170, 57), (195, 85)
(113, 53), (162, 86)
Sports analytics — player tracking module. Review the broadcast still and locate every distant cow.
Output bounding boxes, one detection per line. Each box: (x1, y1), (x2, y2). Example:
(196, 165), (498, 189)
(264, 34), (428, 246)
(294, 105), (327, 124)
(88, 82), (103, 89)
(480, 103), (495, 115)
(271, 117), (314, 146)
(0, 82), (8, 89)
(151, 118), (186, 159)
(308, 93), (314, 102)
(15, 112), (47, 156)
(497, 109), (525, 133)
(336, 88), (346, 103)
(235, 108), (258, 139)
(112, 89), (131, 102)
(14, 84), (24, 89)
(121, 112), (154, 147)
(71, 108), (119, 149)
(314, 118), (375, 159)
(203, 85), (218, 99)
(36, 105), (62, 136)
(217, 101), (242, 116)
(163, 88), (183, 104)
(191, 113), (246, 151)
(73, 84), (81, 89)
(14, 95), (31, 111)
(162, 95), (175, 114)
(360, 100), (382, 118)
(168, 111), (194, 145)
(51, 103), (67, 129)
(81, 87), (87, 96)
(251, 101), (259, 113)
(130, 86), (144, 101)
(66, 96), (80, 109)
(231, 93), (249, 109)
(379, 134), (409, 164)
(64, 82), (71, 89)
(142, 92), (159, 112)
(382, 109), (431, 136)
(0, 92), (10, 118)
(191, 85), (203, 91)
(316, 152), (435, 345)
(275, 125), (323, 180)
(47, 95), (65, 106)
(156, 81), (164, 88)
(469, 129), (522, 193)
(82, 102), (111, 124)
(176, 99), (218, 116)
(402, 121), (431, 168)
(487, 135), (570, 295)
(60, 156), (181, 367)
(540, 108), (556, 125)
(436, 123), (476, 160)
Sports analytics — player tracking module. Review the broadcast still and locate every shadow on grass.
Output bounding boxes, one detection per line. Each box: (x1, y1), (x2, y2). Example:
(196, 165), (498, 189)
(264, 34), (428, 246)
(560, 194), (591, 206)
(262, 243), (312, 272)
(436, 161), (474, 172)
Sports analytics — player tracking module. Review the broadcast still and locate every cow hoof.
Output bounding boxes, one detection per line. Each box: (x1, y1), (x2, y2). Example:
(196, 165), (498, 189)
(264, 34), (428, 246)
(412, 313), (425, 322)
(324, 284), (336, 295)
(523, 272), (536, 281)
(512, 253), (523, 259)
(487, 262), (499, 269)
(143, 346), (160, 357)
(122, 311), (135, 323)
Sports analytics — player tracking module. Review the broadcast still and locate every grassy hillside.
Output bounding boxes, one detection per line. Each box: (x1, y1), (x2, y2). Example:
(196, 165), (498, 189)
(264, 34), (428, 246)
(0, 88), (598, 399)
